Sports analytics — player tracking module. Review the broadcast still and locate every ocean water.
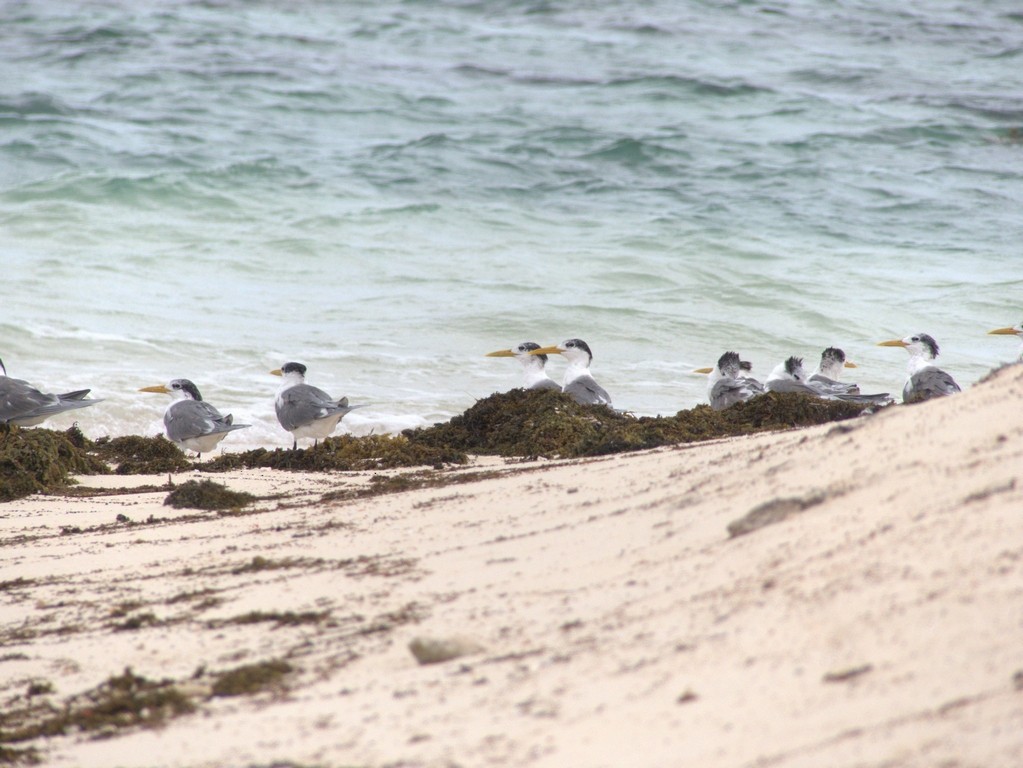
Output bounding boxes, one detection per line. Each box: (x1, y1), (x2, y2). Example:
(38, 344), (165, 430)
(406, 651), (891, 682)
(2, 0), (1022, 449)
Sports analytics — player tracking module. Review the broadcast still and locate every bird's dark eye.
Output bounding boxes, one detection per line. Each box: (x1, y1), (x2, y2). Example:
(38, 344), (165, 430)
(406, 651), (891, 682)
(911, 336), (919, 342)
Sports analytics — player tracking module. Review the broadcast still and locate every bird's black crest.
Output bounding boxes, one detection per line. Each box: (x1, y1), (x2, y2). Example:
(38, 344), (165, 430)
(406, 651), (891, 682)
(171, 379), (203, 401)
(821, 347), (846, 364)
(564, 338), (593, 361)
(0, 357), (6, 377)
(717, 351), (741, 371)
(282, 362), (307, 376)
(915, 334), (939, 358)
(518, 342), (547, 364)
(784, 356), (803, 375)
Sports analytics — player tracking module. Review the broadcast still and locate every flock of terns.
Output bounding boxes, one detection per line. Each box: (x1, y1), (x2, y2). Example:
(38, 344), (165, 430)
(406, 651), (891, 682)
(1, 322), (1021, 458)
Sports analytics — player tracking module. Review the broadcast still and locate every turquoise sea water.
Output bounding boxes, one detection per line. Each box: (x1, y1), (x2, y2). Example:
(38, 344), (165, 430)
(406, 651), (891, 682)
(2, 1), (1022, 448)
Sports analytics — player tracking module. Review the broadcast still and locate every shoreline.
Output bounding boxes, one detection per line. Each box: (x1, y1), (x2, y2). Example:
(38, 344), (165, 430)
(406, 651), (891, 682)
(2, 366), (1022, 766)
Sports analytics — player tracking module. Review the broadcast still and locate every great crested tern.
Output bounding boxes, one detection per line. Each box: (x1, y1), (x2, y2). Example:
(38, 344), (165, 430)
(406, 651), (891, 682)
(139, 379), (249, 456)
(1, 357), (103, 427)
(271, 362), (364, 449)
(529, 338), (612, 406)
(810, 347), (860, 393)
(878, 333), (961, 403)
(694, 351), (764, 410)
(485, 342), (561, 391)
(988, 322), (1023, 362)
(766, 356), (892, 404)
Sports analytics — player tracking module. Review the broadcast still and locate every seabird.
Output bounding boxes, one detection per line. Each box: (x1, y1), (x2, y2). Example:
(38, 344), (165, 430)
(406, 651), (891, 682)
(988, 322), (1023, 362)
(1, 357), (103, 427)
(694, 351), (764, 410)
(271, 362), (364, 449)
(878, 333), (961, 403)
(529, 338), (612, 406)
(766, 356), (892, 404)
(485, 342), (561, 391)
(809, 347), (860, 393)
(139, 379), (249, 456)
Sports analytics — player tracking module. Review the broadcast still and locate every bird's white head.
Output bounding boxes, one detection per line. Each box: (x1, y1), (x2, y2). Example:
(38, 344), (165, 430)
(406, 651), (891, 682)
(271, 362), (308, 383)
(139, 378), (202, 401)
(878, 333), (939, 360)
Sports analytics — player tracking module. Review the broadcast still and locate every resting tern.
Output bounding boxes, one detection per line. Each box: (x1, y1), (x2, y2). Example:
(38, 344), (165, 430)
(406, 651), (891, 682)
(877, 333), (961, 403)
(766, 357), (892, 404)
(271, 362), (364, 449)
(529, 338), (612, 406)
(809, 347), (860, 393)
(1, 357), (103, 427)
(139, 379), (249, 456)
(485, 342), (561, 391)
(694, 351), (764, 410)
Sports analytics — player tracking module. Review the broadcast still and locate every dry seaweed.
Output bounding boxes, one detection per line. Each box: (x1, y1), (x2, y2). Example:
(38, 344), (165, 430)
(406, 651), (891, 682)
(404, 388), (872, 459)
(0, 426), (109, 502)
(164, 479), (255, 511)
(0, 668), (194, 748)
(90, 434), (191, 474)
(210, 659), (293, 697)
(201, 433), (467, 472)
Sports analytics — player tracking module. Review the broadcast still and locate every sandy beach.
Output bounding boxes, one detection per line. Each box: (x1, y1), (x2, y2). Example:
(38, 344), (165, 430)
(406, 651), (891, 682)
(2, 365), (1022, 767)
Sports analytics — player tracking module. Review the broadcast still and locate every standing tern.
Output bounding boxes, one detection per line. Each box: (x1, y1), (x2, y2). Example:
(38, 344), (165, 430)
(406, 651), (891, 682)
(529, 338), (612, 406)
(988, 322), (1023, 362)
(485, 342), (561, 391)
(878, 333), (961, 403)
(766, 357), (892, 404)
(694, 351), (764, 410)
(1, 357), (103, 427)
(271, 362), (365, 449)
(139, 379), (249, 457)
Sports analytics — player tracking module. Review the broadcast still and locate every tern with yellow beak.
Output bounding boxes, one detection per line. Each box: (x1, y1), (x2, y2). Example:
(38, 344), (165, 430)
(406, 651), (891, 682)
(988, 322), (1023, 362)
(139, 379), (249, 456)
(1, 357), (103, 427)
(271, 362), (364, 449)
(694, 352), (764, 410)
(809, 347), (860, 393)
(878, 333), (960, 403)
(766, 357), (892, 404)
(485, 342), (561, 391)
(529, 338), (612, 406)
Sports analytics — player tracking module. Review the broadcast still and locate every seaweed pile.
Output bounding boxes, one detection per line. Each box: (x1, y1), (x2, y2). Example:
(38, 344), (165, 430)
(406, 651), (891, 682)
(201, 433), (467, 473)
(0, 426), (108, 503)
(0, 390), (872, 503)
(403, 388), (871, 458)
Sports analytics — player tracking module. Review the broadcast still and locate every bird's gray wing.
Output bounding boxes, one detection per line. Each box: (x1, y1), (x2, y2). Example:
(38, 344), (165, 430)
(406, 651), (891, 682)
(528, 379), (562, 392)
(276, 384), (349, 430)
(765, 379), (821, 396)
(808, 374), (860, 395)
(166, 401), (247, 441)
(1, 377), (99, 423)
(58, 388), (93, 401)
(905, 368), (961, 403)
(710, 378), (763, 410)
(564, 375), (612, 406)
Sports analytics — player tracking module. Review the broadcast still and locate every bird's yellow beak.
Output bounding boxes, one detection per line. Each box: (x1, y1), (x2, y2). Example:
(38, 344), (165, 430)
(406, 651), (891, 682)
(988, 327), (1019, 336)
(529, 345), (562, 356)
(139, 385), (170, 394)
(270, 369), (283, 376)
(877, 339), (908, 348)
(485, 349), (515, 357)
(693, 367), (714, 374)
(844, 360), (858, 368)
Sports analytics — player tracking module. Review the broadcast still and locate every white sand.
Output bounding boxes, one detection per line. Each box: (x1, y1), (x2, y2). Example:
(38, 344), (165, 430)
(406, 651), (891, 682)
(2, 365), (1022, 767)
